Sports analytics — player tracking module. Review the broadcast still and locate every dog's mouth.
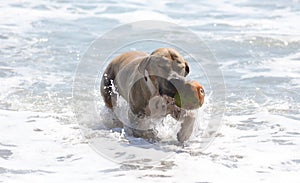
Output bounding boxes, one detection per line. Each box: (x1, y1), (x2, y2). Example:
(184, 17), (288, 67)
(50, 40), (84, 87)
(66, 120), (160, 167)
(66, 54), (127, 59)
(157, 77), (177, 97)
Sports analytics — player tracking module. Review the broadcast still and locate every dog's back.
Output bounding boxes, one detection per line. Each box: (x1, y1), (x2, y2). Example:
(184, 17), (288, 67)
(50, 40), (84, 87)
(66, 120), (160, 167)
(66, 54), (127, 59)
(100, 51), (148, 109)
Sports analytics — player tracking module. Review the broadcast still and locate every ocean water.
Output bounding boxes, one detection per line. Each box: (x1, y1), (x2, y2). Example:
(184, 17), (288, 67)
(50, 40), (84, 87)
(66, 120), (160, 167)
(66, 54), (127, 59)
(1, 0), (300, 182)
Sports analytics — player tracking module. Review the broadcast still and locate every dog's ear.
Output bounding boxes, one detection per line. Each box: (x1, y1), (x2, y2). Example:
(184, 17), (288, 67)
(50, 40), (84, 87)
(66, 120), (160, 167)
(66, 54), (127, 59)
(138, 56), (151, 77)
(167, 48), (189, 76)
(167, 49), (177, 60)
(184, 62), (190, 76)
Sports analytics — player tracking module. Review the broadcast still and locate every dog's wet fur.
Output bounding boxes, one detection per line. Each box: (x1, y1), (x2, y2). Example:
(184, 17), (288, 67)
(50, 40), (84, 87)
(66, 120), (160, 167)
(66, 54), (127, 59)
(100, 48), (204, 143)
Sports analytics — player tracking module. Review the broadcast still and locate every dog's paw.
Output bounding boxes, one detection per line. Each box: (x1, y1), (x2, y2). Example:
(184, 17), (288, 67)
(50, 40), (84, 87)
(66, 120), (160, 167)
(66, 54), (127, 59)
(177, 130), (190, 143)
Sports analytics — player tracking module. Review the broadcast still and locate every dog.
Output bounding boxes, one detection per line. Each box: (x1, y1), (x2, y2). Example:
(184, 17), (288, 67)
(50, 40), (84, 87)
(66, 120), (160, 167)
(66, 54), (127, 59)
(100, 48), (204, 142)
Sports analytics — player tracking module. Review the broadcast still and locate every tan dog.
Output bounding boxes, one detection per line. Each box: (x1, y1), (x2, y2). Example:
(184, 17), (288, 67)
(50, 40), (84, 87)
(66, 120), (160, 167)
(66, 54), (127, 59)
(100, 48), (204, 142)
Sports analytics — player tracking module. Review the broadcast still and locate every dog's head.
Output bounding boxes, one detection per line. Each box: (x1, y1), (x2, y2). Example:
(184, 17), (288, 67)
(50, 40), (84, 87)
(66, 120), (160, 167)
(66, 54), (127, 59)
(138, 48), (189, 79)
(150, 48), (189, 77)
(136, 48), (204, 110)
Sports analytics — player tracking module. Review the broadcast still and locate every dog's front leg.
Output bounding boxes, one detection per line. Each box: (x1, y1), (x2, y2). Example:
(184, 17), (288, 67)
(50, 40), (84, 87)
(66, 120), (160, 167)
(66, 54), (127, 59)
(177, 114), (195, 143)
(126, 109), (160, 141)
(160, 95), (195, 142)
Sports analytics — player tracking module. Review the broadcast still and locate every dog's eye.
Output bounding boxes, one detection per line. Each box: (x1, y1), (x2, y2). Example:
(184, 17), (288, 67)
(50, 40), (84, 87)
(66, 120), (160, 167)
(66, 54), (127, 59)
(176, 60), (181, 64)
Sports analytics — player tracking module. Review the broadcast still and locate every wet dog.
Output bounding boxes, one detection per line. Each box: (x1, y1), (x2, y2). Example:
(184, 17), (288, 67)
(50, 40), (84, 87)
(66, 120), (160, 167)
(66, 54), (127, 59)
(100, 48), (204, 142)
